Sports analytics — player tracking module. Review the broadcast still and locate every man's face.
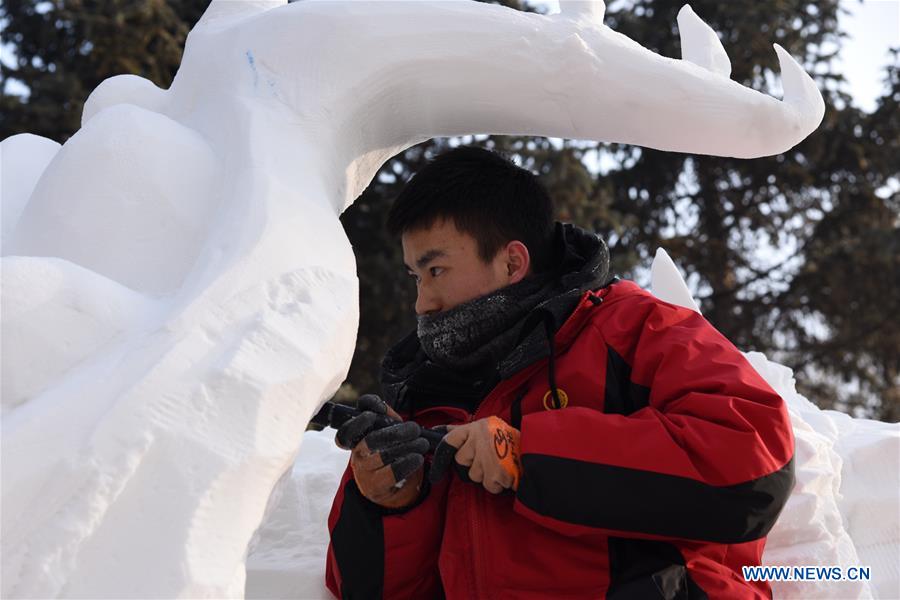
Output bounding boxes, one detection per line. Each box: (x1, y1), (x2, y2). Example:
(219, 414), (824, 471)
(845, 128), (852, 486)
(402, 219), (529, 315)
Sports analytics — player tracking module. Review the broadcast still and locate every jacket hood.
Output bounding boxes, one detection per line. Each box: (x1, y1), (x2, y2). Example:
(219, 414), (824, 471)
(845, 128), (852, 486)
(381, 222), (611, 412)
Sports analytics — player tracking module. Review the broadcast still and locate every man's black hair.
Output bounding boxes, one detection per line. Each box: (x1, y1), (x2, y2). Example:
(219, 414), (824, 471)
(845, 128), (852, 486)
(386, 146), (555, 273)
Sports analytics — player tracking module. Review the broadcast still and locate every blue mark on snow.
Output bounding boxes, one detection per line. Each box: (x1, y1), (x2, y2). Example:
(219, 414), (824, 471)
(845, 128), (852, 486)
(246, 49), (280, 98)
(245, 50), (258, 88)
(267, 78), (281, 99)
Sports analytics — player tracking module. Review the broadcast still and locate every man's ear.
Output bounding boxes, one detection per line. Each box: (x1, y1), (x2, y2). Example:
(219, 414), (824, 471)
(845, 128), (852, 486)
(505, 241), (531, 284)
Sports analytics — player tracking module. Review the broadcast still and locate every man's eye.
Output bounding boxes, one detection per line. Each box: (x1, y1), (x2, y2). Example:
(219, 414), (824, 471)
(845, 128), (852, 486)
(408, 272), (420, 284)
(429, 267), (443, 277)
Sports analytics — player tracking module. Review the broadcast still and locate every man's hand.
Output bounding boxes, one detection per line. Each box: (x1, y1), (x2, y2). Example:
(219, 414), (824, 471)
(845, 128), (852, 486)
(335, 394), (430, 509)
(429, 416), (522, 494)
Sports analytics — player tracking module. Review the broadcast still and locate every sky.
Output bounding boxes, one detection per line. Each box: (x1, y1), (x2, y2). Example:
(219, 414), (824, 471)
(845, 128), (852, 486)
(838, 0), (899, 111)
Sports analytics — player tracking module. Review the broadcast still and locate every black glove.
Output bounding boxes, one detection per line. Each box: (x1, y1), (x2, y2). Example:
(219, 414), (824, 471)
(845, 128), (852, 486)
(335, 394), (430, 507)
(428, 425), (474, 486)
(335, 394), (393, 450)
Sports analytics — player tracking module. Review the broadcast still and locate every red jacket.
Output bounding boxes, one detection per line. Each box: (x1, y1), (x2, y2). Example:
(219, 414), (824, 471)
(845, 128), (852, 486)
(326, 280), (794, 599)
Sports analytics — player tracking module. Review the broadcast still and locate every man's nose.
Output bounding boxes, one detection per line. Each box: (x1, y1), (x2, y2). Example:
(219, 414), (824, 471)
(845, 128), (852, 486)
(415, 287), (441, 316)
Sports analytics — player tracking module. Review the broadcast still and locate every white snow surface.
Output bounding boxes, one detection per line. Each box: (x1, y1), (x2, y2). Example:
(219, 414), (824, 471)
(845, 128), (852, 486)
(1, 0), (893, 598)
(1, 134), (61, 256)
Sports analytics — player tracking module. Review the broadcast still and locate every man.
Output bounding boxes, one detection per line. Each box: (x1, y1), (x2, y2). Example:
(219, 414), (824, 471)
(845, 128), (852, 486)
(325, 146), (794, 599)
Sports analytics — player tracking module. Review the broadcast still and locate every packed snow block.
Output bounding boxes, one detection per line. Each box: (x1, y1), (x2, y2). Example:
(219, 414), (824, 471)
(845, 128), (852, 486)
(0, 134), (61, 254)
(8, 104), (222, 296)
(825, 412), (900, 599)
(0, 256), (152, 414)
(744, 357), (856, 563)
(764, 380), (899, 599)
(81, 74), (169, 126)
(741, 355), (899, 600)
(1, 266), (358, 598)
(762, 414), (871, 597)
(246, 429), (346, 600)
(649, 248), (701, 312)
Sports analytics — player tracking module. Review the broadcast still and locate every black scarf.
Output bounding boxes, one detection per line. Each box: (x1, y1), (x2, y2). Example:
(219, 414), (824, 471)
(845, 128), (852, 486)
(416, 271), (557, 371)
(415, 223), (610, 373)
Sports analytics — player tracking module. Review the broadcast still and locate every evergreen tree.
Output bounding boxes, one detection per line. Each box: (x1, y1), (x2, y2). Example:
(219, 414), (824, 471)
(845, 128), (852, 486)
(1, 0), (208, 142)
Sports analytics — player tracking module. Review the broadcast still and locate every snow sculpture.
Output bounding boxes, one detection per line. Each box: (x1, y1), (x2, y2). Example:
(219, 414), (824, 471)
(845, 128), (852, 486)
(2, 0), (833, 597)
